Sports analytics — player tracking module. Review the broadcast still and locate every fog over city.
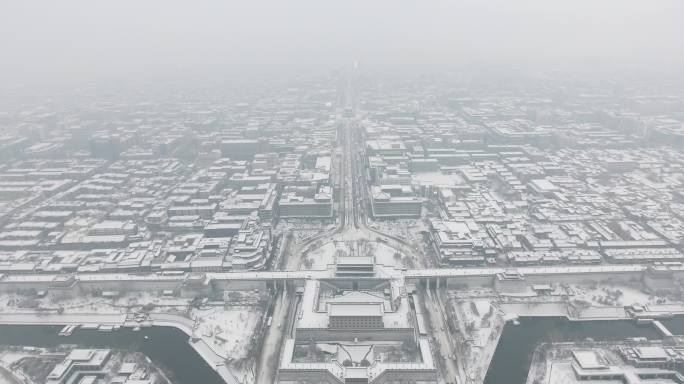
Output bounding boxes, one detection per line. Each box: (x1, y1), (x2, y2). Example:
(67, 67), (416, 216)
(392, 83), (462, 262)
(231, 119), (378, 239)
(2, 2), (684, 384)
(1, 0), (683, 86)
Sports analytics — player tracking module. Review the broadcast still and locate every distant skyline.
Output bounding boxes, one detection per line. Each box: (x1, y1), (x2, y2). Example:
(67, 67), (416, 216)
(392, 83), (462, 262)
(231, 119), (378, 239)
(1, 0), (683, 87)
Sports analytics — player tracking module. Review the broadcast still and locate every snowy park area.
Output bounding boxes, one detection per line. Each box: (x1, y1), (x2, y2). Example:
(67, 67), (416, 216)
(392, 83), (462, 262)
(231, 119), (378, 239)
(193, 305), (263, 361)
(448, 295), (504, 383)
(0, 289), (267, 383)
(275, 219), (335, 243)
(0, 291), (195, 316)
(566, 282), (669, 307)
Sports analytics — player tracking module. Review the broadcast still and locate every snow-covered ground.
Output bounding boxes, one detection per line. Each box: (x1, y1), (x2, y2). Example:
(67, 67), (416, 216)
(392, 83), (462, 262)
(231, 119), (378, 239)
(567, 283), (663, 307)
(193, 306), (262, 360)
(445, 280), (680, 382)
(0, 290), (266, 381)
(449, 295), (504, 383)
(0, 351), (30, 367)
(192, 305), (264, 383)
(0, 293), (120, 315)
(367, 219), (426, 246)
(275, 219), (334, 244)
(0, 292), (192, 315)
(374, 242), (409, 268)
(303, 241), (347, 269)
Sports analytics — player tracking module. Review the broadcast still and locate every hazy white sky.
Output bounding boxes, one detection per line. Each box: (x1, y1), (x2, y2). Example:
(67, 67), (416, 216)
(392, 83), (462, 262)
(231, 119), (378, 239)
(1, 0), (682, 86)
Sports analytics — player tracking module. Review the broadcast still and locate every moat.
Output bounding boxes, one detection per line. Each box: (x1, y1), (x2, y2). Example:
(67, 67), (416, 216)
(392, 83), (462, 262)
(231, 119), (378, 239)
(3, 315), (683, 384)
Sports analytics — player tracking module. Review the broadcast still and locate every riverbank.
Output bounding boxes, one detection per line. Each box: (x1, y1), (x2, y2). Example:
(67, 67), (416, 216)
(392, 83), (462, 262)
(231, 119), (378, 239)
(0, 364), (20, 384)
(2, 313), (683, 384)
(0, 312), (239, 384)
(456, 284), (684, 384)
(483, 316), (673, 384)
(0, 324), (225, 384)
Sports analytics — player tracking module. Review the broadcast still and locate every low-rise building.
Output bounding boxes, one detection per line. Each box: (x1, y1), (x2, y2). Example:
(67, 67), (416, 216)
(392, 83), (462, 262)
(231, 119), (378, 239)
(370, 185), (421, 218)
(279, 185), (333, 218)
